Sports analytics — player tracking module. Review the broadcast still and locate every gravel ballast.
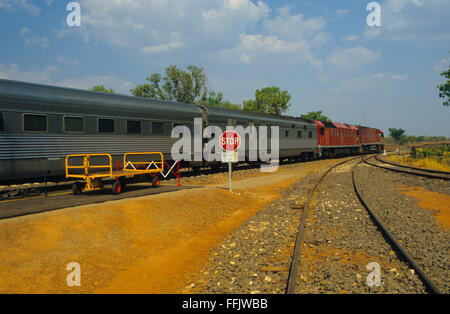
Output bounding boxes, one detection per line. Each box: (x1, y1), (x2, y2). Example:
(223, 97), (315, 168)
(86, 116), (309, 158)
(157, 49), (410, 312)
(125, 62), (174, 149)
(191, 157), (449, 294)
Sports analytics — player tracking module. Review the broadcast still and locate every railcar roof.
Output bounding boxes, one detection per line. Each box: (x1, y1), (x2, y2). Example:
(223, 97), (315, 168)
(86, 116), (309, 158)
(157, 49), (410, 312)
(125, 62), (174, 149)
(0, 79), (202, 118)
(202, 105), (314, 125)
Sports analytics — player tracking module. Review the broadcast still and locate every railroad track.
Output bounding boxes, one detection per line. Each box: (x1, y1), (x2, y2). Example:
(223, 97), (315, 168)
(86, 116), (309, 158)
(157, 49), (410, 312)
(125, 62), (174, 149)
(286, 154), (444, 294)
(286, 155), (361, 293)
(0, 156), (337, 201)
(370, 154), (450, 179)
(352, 156), (442, 294)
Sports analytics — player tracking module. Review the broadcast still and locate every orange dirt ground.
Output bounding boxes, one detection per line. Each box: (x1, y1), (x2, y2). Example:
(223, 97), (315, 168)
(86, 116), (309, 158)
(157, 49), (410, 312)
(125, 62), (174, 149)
(0, 158), (345, 294)
(397, 185), (450, 230)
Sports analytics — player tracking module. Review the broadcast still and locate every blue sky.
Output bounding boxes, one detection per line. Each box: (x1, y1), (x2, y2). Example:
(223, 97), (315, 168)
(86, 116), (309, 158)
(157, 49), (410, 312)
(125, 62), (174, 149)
(0, 0), (449, 136)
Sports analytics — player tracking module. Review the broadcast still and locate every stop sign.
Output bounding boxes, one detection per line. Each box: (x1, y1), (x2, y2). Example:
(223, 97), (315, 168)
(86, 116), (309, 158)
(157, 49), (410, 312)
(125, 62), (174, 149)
(220, 131), (241, 152)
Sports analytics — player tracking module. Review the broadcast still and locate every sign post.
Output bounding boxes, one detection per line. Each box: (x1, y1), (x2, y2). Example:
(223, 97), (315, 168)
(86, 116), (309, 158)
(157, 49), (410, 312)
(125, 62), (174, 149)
(220, 131), (240, 192)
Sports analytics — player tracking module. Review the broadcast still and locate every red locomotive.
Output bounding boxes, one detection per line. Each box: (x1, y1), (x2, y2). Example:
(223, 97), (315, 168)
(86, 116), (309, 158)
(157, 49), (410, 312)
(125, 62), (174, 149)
(357, 126), (384, 153)
(314, 120), (383, 157)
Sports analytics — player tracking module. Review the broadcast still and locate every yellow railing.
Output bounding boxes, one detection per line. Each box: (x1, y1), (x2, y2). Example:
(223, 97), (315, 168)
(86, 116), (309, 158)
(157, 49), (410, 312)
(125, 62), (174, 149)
(65, 153), (113, 179)
(123, 152), (164, 173)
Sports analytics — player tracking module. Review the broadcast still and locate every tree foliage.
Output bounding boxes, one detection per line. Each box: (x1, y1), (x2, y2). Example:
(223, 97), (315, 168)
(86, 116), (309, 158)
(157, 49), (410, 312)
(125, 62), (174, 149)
(243, 87), (291, 115)
(300, 110), (330, 121)
(89, 85), (116, 94)
(130, 65), (240, 109)
(388, 128), (405, 145)
(131, 65), (208, 105)
(438, 65), (450, 106)
(205, 91), (241, 110)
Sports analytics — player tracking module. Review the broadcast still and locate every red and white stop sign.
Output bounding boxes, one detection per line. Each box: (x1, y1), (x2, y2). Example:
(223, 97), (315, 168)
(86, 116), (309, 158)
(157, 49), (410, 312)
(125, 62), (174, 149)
(220, 131), (241, 152)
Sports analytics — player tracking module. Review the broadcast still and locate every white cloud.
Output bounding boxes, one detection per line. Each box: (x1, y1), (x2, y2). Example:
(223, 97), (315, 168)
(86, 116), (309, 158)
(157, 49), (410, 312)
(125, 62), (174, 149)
(140, 33), (183, 54)
(202, 0), (270, 37)
(0, 63), (53, 83)
(370, 72), (409, 81)
(24, 36), (49, 48)
(326, 47), (381, 70)
(0, 64), (132, 95)
(56, 54), (78, 65)
(263, 6), (326, 41)
(371, 73), (385, 79)
(336, 9), (348, 17)
(433, 57), (450, 73)
(391, 74), (409, 81)
(364, 0), (450, 42)
(0, 0), (40, 16)
(72, 0), (270, 54)
(343, 34), (358, 41)
(20, 27), (49, 48)
(20, 26), (30, 36)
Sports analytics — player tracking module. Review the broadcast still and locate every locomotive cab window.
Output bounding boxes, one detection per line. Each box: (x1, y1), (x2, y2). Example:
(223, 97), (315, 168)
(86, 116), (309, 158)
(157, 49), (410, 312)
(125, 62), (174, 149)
(152, 121), (164, 135)
(64, 116), (84, 133)
(297, 131), (302, 138)
(320, 128), (324, 135)
(127, 120), (141, 134)
(309, 131), (313, 138)
(98, 118), (115, 133)
(24, 114), (47, 132)
(285, 130), (289, 137)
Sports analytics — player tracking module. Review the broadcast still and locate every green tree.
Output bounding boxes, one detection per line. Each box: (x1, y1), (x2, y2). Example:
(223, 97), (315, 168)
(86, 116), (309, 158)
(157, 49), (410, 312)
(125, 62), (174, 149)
(243, 87), (291, 115)
(129, 73), (167, 100)
(438, 65), (450, 106)
(204, 91), (242, 110)
(89, 85), (116, 94)
(131, 65), (208, 105)
(388, 128), (405, 146)
(300, 110), (330, 121)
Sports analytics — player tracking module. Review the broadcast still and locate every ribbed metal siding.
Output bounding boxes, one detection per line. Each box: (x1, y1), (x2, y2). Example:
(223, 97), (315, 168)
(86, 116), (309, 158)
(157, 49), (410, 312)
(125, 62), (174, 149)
(0, 135), (186, 160)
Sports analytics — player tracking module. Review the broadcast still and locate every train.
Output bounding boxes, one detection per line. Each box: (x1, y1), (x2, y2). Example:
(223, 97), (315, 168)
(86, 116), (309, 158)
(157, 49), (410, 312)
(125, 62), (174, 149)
(0, 79), (384, 184)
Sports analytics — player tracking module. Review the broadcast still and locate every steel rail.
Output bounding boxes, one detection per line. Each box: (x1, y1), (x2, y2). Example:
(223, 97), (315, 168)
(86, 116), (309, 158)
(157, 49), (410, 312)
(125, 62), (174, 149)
(365, 156), (450, 181)
(286, 155), (361, 294)
(352, 156), (442, 294)
(375, 154), (450, 175)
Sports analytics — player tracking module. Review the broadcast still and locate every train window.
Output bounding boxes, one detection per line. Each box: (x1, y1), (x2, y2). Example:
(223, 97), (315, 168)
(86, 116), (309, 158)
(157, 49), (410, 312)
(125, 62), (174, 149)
(285, 130), (289, 137)
(64, 116), (84, 133)
(297, 131), (302, 138)
(127, 120), (141, 134)
(24, 114), (47, 132)
(320, 128), (324, 136)
(309, 131), (313, 138)
(0, 113), (3, 132)
(98, 118), (115, 133)
(152, 122), (164, 135)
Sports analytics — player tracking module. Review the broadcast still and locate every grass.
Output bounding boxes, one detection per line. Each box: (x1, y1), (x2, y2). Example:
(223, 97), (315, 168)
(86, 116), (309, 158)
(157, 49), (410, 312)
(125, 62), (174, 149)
(388, 145), (450, 172)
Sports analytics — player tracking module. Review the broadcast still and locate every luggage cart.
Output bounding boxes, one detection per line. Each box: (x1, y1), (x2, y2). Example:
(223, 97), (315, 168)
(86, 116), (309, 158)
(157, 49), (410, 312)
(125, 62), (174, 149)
(65, 152), (164, 195)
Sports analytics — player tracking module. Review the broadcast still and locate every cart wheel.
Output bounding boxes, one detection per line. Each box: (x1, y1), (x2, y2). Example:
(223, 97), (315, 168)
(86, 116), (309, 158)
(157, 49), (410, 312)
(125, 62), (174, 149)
(112, 181), (122, 195)
(72, 182), (83, 195)
(152, 176), (160, 188)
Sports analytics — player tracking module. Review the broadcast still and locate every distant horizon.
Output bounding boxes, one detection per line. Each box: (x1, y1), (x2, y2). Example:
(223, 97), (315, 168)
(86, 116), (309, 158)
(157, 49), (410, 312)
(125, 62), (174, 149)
(0, 0), (449, 136)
